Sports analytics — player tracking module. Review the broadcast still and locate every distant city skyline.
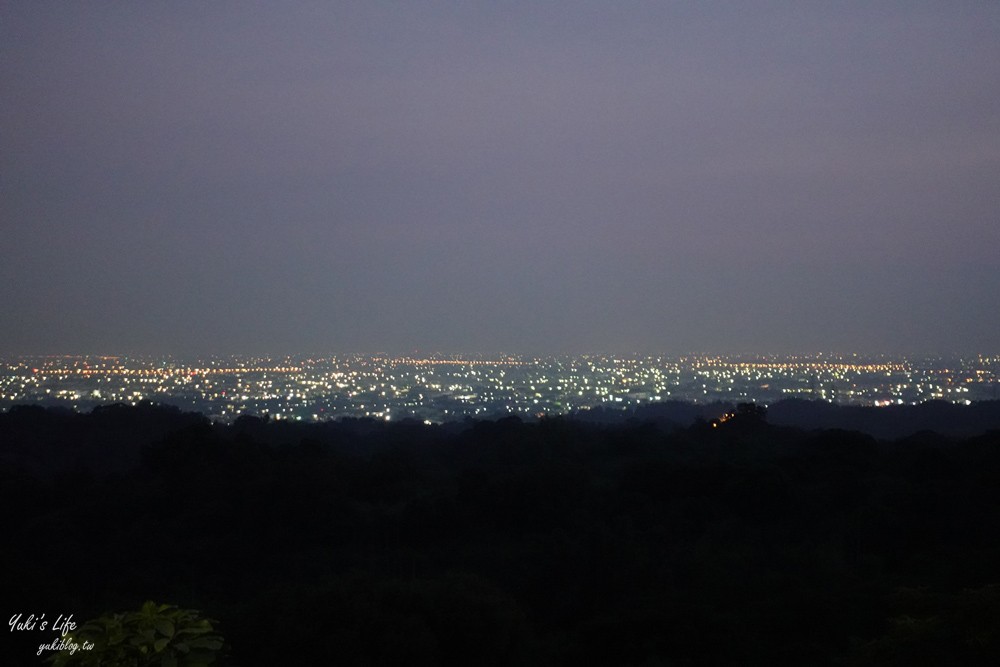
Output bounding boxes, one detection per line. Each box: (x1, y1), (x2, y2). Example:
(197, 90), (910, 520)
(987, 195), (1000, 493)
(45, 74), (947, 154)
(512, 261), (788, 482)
(3, 2), (998, 355)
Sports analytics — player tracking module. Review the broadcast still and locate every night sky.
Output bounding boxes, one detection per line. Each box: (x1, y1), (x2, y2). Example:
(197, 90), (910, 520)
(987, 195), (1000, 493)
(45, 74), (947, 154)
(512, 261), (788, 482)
(2, 2), (998, 356)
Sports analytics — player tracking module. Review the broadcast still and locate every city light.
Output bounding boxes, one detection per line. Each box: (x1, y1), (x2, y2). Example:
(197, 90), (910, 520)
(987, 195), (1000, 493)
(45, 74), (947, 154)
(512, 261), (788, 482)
(1, 354), (996, 423)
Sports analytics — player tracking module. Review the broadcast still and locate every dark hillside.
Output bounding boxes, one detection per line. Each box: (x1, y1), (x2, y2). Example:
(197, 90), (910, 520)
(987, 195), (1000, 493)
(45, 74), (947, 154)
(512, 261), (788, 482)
(3, 403), (1000, 665)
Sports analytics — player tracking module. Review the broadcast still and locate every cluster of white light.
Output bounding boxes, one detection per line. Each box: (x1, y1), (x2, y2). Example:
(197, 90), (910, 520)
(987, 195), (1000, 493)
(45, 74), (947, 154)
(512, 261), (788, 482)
(1, 354), (997, 422)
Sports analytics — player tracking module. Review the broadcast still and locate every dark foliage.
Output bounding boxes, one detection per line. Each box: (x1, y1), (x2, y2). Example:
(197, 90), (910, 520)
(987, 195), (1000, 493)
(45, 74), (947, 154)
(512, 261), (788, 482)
(3, 403), (1000, 665)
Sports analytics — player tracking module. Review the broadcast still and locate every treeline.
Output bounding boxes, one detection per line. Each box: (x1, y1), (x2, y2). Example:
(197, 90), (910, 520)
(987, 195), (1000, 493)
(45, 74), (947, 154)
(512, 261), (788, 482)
(3, 402), (1000, 665)
(580, 398), (1000, 439)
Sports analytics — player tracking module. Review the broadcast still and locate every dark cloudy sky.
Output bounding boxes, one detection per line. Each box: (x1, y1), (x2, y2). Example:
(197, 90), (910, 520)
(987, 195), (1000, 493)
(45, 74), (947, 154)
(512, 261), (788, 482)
(2, 2), (998, 356)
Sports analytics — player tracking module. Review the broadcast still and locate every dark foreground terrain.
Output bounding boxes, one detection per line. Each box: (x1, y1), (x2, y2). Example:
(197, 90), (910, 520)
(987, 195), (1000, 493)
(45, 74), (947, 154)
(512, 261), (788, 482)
(3, 402), (1000, 665)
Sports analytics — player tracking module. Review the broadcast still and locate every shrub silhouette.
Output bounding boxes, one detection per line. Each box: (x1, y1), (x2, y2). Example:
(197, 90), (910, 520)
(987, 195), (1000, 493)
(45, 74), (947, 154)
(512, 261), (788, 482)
(47, 601), (226, 667)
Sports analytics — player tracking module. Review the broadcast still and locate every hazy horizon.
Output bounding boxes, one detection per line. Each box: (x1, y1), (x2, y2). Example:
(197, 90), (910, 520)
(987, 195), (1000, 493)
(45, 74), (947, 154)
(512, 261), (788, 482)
(4, 348), (996, 361)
